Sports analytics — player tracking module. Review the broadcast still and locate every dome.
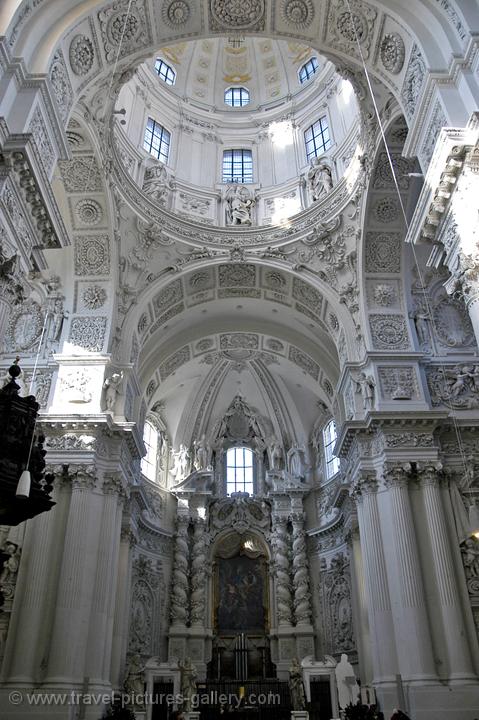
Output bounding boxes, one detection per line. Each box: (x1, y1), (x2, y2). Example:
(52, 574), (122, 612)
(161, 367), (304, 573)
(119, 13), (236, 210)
(145, 37), (330, 111)
(115, 37), (360, 228)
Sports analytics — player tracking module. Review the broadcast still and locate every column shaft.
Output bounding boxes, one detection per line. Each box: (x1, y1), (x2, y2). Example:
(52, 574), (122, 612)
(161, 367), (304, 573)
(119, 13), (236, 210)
(355, 487), (398, 684)
(46, 473), (102, 684)
(420, 472), (476, 682)
(385, 469), (437, 682)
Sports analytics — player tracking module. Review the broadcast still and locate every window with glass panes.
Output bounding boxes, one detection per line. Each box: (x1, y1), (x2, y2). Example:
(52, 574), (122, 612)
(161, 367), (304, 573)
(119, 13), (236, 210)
(323, 419), (340, 479)
(141, 420), (158, 482)
(299, 57), (319, 84)
(225, 87), (250, 107)
(143, 118), (171, 163)
(304, 116), (331, 160)
(154, 59), (176, 85)
(222, 149), (253, 183)
(226, 447), (254, 495)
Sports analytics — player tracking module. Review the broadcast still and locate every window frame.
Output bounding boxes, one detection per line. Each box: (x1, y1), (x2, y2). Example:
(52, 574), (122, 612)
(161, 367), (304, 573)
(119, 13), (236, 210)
(154, 58), (176, 85)
(222, 148), (254, 184)
(143, 117), (171, 163)
(323, 419), (340, 480)
(299, 56), (319, 84)
(304, 115), (331, 161)
(224, 86), (251, 108)
(225, 446), (255, 495)
(141, 419), (159, 482)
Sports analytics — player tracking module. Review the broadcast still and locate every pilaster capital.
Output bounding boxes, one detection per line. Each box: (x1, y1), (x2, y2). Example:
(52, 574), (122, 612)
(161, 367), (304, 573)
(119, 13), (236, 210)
(350, 472), (378, 502)
(382, 462), (412, 489)
(290, 512), (306, 525)
(69, 464), (97, 491)
(103, 473), (124, 495)
(121, 526), (137, 547)
(416, 461), (443, 488)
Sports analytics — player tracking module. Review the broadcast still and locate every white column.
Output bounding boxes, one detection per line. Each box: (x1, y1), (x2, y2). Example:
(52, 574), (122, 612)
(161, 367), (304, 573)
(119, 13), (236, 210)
(384, 464), (438, 683)
(271, 515), (293, 626)
(85, 475), (124, 687)
(291, 513), (313, 626)
(190, 519), (207, 627)
(348, 527), (373, 685)
(110, 526), (135, 688)
(45, 468), (102, 685)
(169, 515), (190, 627)
(418, 465), (477, 683)
(1, 474), (70, 683)
(353, 477), (398, 686)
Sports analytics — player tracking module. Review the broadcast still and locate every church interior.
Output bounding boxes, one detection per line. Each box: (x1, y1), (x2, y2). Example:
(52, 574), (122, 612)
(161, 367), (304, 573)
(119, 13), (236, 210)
(1, 1), (479, 719)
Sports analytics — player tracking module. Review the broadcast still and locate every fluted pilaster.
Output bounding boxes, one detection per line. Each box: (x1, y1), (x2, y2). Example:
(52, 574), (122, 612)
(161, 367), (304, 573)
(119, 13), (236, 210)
(418, 464), (476, 683)
(352, 475), (398, 685)
(384, 463), (438, 683)
(1, 474), (70, 683)
(85, 475), (125, 686)
(46, 467), (101, 683)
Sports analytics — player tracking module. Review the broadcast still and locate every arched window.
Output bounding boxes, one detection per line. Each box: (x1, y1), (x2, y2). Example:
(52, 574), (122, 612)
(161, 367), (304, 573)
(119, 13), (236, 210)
(222, 149), (253, 183)
(226, 447), (254, 495)
(304, 115), (331, 160)
(299, 56), (319, 84)
(154, 58), (176, 85)
(143, 117), (171, 162)
(225, 87), (250, 107)
(141, 420), (158, 481)
(323, 419), (340, 479)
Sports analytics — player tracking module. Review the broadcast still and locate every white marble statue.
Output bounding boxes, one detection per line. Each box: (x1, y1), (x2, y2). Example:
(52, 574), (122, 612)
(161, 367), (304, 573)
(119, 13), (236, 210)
(307, 158), (333, 201)
(103, 371), (123, 413)
(355, 372), (376, 410)
(226, 185), (254, 226)
(334, 653), (360, 710)
(287, 444), (304, 478)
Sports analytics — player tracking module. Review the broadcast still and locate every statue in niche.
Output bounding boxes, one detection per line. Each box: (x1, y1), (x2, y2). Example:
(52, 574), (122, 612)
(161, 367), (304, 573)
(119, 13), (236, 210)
(461, 537), (479, 578)
(307, 158), (333, 201)
(355, 372), (376, 410)
(287, 444), (304, 478)
(171, 444), (190, 480)
(179, 657), (197, 712)
(409, 306), (431, 349)
(0, 541), (20, 592)
(193, 434), (210, 470)
(124, 653), (145, 706)
(270, 440), (283, 470)
(225, 185), (255, 226)
(288, 658), (306, 711)
(49, 297), (67, 344)
(103, 371), (124, 413)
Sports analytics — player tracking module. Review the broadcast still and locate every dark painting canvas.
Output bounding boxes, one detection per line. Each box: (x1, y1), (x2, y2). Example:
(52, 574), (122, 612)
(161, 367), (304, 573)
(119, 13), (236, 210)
(216, 555), (265, 632)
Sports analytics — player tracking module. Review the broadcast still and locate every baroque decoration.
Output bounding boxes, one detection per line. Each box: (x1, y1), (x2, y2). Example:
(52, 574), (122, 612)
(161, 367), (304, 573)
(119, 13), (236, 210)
(2, 4), (479, 720)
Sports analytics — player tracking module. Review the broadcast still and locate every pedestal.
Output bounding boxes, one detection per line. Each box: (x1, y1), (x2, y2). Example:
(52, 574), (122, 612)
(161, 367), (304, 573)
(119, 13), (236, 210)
(291, 711), (309, 720)
(185, 712), (201, 720)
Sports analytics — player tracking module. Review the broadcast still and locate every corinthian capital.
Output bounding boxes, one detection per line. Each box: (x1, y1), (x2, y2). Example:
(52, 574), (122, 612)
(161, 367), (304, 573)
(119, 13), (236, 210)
(416, 461), (443, 487)
(383, 462), (412, 489)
